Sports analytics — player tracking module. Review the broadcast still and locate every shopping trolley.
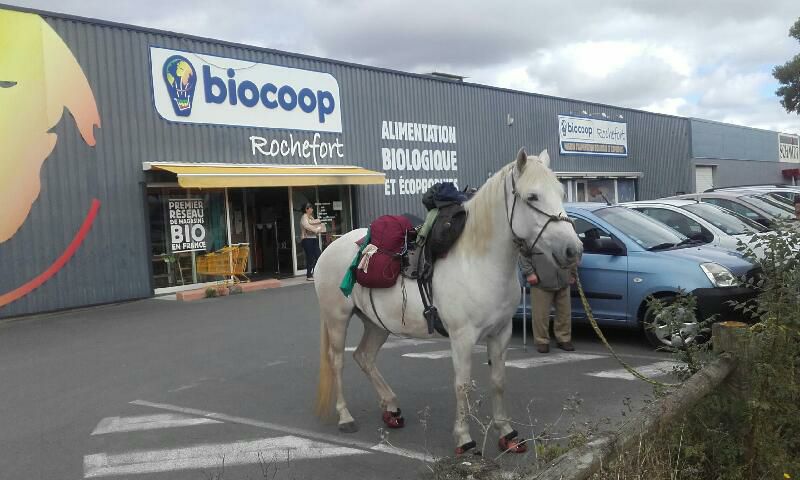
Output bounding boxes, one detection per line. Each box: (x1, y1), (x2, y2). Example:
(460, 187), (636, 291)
(196, 244), (250, 283)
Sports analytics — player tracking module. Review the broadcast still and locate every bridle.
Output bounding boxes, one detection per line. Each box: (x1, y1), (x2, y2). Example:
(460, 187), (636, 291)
(504, 170), (573, 256)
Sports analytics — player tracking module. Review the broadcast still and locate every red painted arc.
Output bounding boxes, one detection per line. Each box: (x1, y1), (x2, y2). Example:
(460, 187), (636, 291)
(0, 199), (101, 308)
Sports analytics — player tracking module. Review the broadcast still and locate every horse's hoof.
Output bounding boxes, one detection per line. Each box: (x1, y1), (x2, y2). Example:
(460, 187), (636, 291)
(498, 430), (527, 453)
(338, 421), (359, 433)
(382, 409), (405, 429)
(455, 440), (480, 456)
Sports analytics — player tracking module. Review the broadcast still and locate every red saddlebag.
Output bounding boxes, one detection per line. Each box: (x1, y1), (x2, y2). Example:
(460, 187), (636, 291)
(356, 215), (413, 289)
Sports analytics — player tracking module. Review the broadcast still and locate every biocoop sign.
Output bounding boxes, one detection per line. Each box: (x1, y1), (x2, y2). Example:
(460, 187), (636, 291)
(150, 46), (342, 132)
(558, 114), (627, 157)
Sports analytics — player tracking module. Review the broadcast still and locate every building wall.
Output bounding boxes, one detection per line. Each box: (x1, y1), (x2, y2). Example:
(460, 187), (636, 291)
(691, 159), (786, 189)
(0, 5), (692, 317)
(689, 119), (784, 191)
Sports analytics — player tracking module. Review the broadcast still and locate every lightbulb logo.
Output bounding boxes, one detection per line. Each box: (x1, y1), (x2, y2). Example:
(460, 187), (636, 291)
(0, 8), (101, 309)
(162, 55), (196, 116)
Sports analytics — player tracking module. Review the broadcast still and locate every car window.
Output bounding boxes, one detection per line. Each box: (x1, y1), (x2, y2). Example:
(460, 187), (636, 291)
(637, 207), (712, 241)
(570, 217), (617, 255)
(681, 202), (766, 235)
(748, 194), (794, 218)
(703, 198), (763, 221)
(594, 206), (686, 250)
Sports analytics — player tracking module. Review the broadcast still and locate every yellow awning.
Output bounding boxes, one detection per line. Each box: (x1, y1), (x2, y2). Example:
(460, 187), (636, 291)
(144, 162), (385, 188)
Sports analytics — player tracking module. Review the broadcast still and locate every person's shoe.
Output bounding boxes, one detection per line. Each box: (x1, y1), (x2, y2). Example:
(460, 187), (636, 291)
(536, 343), (549, 354)
(306, 277), (315, 282)
(556, 341), (575, 351)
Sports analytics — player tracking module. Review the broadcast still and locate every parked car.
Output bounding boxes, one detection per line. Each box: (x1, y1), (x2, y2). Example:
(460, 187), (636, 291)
(515, 203), (759, 348)
(704, 186), (799, 209)
(671, 190), (795, 227)
(621, 199), (770, 259)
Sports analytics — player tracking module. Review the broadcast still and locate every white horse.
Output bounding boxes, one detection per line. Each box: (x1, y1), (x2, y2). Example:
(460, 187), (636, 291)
(313, 148), (582, 454)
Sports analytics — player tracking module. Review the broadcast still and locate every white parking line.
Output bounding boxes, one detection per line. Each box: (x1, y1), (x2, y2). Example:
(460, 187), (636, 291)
(345, 338), (437, 352)
(402, 344), (487, 359)
(129, 400), (431, 462)
(587, 361), (682, 380)
(91, 414), (221, 435)
(504, 353), (605, 369)
(83, 436), (366, 477)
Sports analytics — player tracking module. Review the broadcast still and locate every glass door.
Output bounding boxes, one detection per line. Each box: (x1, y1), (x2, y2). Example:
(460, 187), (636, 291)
(290, 186), (353, 276)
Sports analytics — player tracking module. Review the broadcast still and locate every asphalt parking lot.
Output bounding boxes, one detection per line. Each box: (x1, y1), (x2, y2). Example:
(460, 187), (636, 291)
(0, 283), (675, 480)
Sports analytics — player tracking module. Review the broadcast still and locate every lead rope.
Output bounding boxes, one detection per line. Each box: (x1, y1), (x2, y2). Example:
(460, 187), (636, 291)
(575, 274), (681, 388)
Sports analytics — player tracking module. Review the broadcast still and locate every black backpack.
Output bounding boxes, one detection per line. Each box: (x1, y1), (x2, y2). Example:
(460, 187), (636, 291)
(428, 203), (467, 259)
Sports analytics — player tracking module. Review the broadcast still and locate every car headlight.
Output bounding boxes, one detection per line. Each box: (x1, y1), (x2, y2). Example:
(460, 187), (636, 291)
(700, 262), (738, 287)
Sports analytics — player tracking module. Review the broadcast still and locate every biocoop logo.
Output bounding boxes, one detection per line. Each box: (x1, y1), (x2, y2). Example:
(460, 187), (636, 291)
(150, 47), (342, 132)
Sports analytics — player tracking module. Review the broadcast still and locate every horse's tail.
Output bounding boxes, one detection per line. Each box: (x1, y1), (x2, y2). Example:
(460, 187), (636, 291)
(314, 315), (335, 420)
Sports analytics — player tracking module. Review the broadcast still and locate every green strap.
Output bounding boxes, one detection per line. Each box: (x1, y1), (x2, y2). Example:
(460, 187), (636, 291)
(339, 228), (371, 297)
(416, 208), (439, 247)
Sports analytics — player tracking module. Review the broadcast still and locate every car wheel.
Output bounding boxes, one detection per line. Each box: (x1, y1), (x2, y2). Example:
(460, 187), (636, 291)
(642, 297), (702, 349)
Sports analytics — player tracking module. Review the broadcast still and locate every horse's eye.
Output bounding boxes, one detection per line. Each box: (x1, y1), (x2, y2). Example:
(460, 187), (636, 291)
(527, 194), (539, 202)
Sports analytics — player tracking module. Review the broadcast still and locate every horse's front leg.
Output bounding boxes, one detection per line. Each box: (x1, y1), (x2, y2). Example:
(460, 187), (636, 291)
(450, 331), (477, 454)
(487, 321), (527, 453)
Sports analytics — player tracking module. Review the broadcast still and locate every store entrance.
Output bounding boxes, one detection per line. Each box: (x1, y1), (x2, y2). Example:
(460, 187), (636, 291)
(246, 188), (294, 278)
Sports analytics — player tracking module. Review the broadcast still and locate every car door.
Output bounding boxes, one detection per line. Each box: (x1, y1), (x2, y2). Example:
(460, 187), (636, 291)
(570, 215), (628, 322)
(634, 207), (715, 244)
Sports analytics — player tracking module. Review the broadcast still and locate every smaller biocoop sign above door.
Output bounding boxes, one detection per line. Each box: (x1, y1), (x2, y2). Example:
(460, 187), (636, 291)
(558, 114), (627, 157)
(150, 46), (342, 133)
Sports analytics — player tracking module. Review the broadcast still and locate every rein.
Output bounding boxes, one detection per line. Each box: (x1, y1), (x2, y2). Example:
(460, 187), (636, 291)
(504, 170), (572, 256)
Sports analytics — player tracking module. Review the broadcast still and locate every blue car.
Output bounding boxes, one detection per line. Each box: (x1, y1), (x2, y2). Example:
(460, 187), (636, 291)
(516, 203), (759, 348)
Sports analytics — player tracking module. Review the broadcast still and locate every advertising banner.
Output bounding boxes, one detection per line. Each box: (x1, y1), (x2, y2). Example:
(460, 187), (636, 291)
(150, 47), (342, 132)
(558, 114), (627, 157)
(779, 133), (800, 163)
(168, 199), (206, 253)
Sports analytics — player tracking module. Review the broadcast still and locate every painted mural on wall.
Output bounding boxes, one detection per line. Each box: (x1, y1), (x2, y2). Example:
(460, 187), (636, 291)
(0, 9), (101, 308)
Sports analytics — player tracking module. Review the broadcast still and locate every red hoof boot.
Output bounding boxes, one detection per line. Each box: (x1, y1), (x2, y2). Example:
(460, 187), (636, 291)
(382, 409), (405, 429)
(455, 440), (480, 456)
(498, 430), (527, 453)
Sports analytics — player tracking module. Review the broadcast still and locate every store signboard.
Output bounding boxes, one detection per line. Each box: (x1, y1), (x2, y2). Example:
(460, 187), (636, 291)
(779, 133), (800, 163)
(150, 46), (342, 132)
(558, 114), (627, 157)
(168, 199), (206, 252)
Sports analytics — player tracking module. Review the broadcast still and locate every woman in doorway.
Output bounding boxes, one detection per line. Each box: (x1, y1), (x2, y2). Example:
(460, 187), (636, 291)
(301, 203), (325, 281)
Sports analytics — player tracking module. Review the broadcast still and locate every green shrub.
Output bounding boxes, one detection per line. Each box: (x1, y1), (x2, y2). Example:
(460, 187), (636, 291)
(594, 221), (800, 480)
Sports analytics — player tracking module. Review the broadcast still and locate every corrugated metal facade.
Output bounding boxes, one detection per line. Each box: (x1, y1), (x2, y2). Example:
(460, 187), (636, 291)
(1, 6), (693, 318)
(691, 118), (779, 162)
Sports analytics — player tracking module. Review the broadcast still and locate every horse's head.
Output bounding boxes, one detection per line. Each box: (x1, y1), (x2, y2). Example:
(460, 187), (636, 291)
(508, 148), (582, 268)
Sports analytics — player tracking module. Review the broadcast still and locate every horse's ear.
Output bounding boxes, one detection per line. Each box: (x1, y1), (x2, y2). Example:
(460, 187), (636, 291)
(538, 149), (550, 168)
(516, 148), (528, 172)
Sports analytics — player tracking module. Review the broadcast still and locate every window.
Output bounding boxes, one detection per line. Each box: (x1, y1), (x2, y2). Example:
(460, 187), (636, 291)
(571, 217), (617, 255)
(681, 203), (766, 234)
(594, 206), (686, 250)
(637, 207), (712, 242)
(703, 198), (762, 221)
(148, 188), (229, 289)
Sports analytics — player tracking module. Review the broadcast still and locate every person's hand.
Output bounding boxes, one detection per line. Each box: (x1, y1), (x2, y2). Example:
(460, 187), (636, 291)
(569, 276), (576, 285)
(526, 273), (539, 285)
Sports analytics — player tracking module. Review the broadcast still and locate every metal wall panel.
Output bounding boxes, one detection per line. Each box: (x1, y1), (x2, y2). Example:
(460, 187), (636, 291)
(691, 159), (786, 189)
(691, 118), (779, 162)
(0, 6), (693, 317)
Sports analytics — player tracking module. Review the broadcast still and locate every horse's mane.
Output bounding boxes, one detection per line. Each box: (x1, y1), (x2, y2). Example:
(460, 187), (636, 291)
(460, 158), (563, 255)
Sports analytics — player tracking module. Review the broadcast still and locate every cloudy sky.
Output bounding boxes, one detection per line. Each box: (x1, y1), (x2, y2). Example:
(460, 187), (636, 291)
(7, 0), (800, 133)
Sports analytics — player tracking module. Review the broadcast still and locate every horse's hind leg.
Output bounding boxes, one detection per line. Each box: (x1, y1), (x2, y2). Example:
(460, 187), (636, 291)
(353, 319), (404, 427)
(322, 309), (359, 433)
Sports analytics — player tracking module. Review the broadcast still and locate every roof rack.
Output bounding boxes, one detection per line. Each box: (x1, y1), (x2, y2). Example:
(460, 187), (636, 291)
(703, 184), (796, 192)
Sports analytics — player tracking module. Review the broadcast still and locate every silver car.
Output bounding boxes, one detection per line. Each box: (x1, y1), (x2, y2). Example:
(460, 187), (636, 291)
(621, 199), (771, 259)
